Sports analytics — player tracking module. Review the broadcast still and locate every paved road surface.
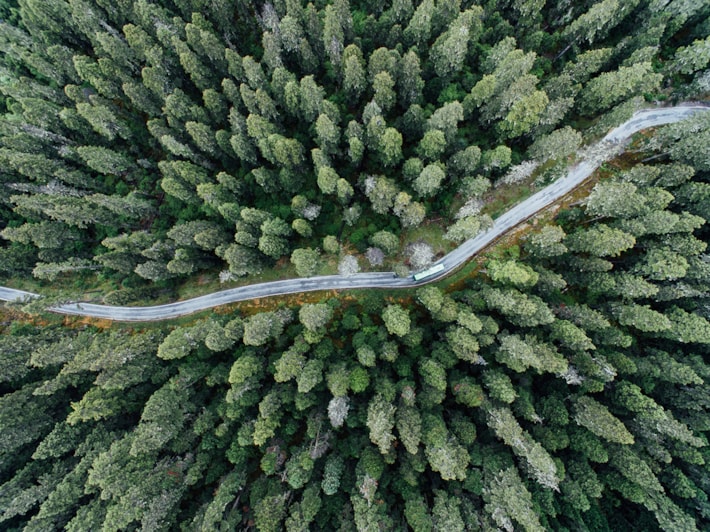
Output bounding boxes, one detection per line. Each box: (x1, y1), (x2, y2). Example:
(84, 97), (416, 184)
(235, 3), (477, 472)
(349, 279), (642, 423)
(0, 104), (707, 321)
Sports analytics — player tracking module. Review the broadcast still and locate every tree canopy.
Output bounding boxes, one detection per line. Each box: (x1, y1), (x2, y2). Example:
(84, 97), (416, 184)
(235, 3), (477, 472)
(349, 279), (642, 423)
(0, 0), (709, 530)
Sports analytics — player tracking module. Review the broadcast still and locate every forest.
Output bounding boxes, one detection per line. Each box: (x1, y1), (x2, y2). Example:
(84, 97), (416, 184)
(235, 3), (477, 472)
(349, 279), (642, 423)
(0, 0), (710, 530)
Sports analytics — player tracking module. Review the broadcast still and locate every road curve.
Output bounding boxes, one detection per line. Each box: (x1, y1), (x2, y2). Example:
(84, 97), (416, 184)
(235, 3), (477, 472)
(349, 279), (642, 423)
(1, 104), (707, 321)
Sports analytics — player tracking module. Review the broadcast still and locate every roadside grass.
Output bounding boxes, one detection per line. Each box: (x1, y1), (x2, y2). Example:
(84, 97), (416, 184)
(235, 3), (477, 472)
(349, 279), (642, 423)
(481, 183), (534, 219)
(0, 305), (66, 329)
(400, 222), (451, 254)
(394, 221), (453, 270)
(2, 271), (119, 299)
(175, 261), (301, 300)
(480, 151), (590, 219)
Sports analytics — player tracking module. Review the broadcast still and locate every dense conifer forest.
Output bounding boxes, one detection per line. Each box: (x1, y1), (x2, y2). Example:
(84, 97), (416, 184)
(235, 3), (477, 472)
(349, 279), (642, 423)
(1, 0), (710, 530)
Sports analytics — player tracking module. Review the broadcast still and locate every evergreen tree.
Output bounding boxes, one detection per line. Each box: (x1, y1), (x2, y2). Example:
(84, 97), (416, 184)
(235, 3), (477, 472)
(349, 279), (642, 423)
(0, 1), (709, 530)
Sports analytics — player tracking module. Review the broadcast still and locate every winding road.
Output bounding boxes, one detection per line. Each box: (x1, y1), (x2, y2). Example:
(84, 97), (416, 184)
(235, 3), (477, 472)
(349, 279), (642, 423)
(1, 104), (707, 321)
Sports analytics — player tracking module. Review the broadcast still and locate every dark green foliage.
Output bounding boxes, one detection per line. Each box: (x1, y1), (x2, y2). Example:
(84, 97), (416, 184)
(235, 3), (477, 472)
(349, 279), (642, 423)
(1, 0), (710, 530)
